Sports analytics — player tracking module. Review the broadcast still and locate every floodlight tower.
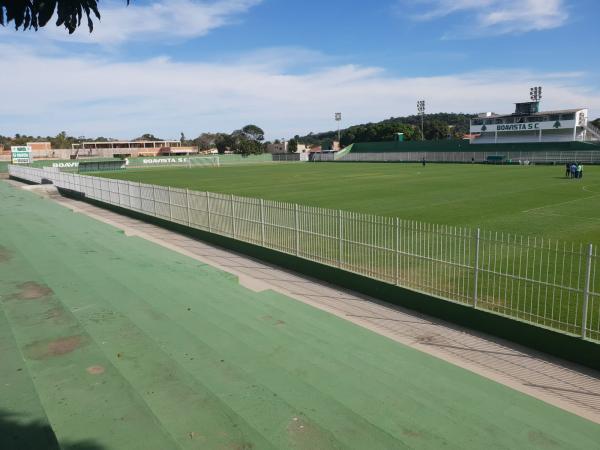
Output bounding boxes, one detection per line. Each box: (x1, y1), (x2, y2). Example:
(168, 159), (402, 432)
(530, 86), (543, 102)
(417, 100), (426, 140)
(335, 112), (342, 144)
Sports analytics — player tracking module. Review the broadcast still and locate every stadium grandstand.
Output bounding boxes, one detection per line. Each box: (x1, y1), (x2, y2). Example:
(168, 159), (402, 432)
(314, 139), (600, 164)
(469, 101), (597, 144)
(71, 140), (198, 158)
(313, 95), (600, 164)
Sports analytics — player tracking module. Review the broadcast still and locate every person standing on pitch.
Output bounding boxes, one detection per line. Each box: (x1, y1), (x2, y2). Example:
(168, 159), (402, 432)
(565, 162), (571, 178)
(422, 157), (426, 167)
(570, 163), (577, 179)
(578, 163), (583, 179)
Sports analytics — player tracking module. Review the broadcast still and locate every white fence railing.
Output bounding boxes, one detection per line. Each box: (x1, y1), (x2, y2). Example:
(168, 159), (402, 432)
(8, 165), (600, 342)
(312, 150), (600, 164)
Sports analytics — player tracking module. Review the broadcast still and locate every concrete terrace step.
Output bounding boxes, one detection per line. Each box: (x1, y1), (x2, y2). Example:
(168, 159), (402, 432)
(2, 180), (600, 450)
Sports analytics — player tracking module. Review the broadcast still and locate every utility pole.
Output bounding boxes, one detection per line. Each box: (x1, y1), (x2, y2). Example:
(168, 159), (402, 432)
(417, 100), (425, 141)
(335, 112), (342, 146)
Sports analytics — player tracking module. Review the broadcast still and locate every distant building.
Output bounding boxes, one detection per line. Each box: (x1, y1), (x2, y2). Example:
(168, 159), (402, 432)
(71, 141), (197, 157)
(266, 141), (288, 154)
(27, 142), (52, 151)
(469, 102), (595, 144)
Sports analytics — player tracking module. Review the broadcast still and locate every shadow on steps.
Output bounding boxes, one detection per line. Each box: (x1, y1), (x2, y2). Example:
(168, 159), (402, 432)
(0, 410), (105, 450)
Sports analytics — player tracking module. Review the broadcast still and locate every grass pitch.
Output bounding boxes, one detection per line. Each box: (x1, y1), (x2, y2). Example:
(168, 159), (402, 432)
(97, 163), (600, 245)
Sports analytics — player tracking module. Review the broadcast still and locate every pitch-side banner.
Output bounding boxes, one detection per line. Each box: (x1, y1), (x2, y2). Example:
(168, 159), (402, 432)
(471, 119), (576, 133)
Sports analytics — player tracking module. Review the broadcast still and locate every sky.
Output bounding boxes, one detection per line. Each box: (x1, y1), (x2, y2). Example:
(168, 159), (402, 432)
(0, 0), (599, 140)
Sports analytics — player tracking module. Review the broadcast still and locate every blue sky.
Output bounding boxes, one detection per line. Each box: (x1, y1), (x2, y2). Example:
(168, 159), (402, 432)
(0, 0), (598, 139)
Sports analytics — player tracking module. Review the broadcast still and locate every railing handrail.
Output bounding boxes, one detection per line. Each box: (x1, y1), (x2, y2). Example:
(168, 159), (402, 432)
(586, 123), (600, 139)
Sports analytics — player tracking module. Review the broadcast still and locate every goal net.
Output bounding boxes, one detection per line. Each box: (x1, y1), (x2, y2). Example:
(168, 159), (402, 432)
(188, 155), (220, 168)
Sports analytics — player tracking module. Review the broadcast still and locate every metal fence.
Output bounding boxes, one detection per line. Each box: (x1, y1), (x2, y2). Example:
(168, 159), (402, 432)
(312, 150), (600, 164)
(8, 165), (600, 342)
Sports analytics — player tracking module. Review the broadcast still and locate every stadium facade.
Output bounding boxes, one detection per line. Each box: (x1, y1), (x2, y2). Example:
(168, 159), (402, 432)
(469, 101), (598, 144)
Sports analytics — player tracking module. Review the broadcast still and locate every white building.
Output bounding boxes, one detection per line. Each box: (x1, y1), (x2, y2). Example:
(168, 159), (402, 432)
(469, 102), (598, 144)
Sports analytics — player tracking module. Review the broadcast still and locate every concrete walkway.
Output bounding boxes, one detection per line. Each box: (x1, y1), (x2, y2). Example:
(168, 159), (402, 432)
(25, 181), (600, 426)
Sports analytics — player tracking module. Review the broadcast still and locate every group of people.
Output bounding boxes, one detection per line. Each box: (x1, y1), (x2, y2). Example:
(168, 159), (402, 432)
(565, 162), (584, 179)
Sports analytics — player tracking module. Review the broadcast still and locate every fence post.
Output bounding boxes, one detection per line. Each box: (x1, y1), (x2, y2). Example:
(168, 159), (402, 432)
(338, 210), (343, 268)
(186, 188), (191, 227)
(138, 182), (142, 211)
(395, 217), (399, 286)
(152, 184), (157, 216)
(260, 199), (265, 246)
(168, 186), (173, 221)
(581, 243), (594, 339)
(473, 228), (481, 308)
(126, 181), (131, 209)
(231, 193), (236, 238)
(295, 204), (300, 256)
(206, 192), (211, 232)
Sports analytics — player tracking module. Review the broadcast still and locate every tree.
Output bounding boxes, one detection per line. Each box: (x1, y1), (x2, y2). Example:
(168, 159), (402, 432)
(180, 132), (186, 145)
(593, 118), (600, 129)
(241, 125), (265, 142)
(215, 134), (233, 154)
(237, 139), (263, 156)
(0, 0), (129, 34)
(51, 131), (70, 149)
(1, 132), (121, 150)
(340, 133), (355, 146)
(288, 139), (298, 153)
(135, 133), (162, 141)
(192, 133), (219, 151)
(423, 120), (449, 140)
(295, 112), (474, 145)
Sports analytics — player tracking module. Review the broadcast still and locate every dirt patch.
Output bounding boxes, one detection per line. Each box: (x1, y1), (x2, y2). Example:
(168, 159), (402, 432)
(0, 246), (11, 263)
(43, 306), (68, 324)
(25, 335), (84, 360)
(86, 365), (105, 375)
(12, 282), (53, 301)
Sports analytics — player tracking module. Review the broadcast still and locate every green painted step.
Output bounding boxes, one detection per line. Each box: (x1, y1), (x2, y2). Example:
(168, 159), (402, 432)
(2, 181), (600, 450)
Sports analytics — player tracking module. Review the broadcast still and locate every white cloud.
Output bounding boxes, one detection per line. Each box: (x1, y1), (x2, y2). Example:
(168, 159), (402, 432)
(0, 43), (597, 140)
(402, 0), (568, 36)
(39, 0), (262, 45)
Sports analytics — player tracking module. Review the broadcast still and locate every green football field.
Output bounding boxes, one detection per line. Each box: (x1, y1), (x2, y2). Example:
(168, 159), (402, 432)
(97, 162), (600, 245)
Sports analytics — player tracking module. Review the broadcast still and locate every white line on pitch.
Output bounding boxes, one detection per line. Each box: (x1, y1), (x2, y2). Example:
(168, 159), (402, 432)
(522, 187), (600, 213)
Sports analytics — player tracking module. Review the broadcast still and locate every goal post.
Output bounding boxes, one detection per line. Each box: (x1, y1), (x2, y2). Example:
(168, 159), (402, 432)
(188, 155), (220, 168)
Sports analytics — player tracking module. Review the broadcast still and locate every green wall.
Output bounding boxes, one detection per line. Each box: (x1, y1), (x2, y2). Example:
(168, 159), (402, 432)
(127, 154), (274, 167)
(349, 140), (600, 153)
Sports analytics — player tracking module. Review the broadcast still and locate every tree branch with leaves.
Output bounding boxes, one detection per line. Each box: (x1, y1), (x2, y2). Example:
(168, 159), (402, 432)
(0, 0), (129, 33)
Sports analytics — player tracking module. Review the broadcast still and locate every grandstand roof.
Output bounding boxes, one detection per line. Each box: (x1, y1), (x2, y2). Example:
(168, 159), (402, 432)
(481, 108), (585, 120)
